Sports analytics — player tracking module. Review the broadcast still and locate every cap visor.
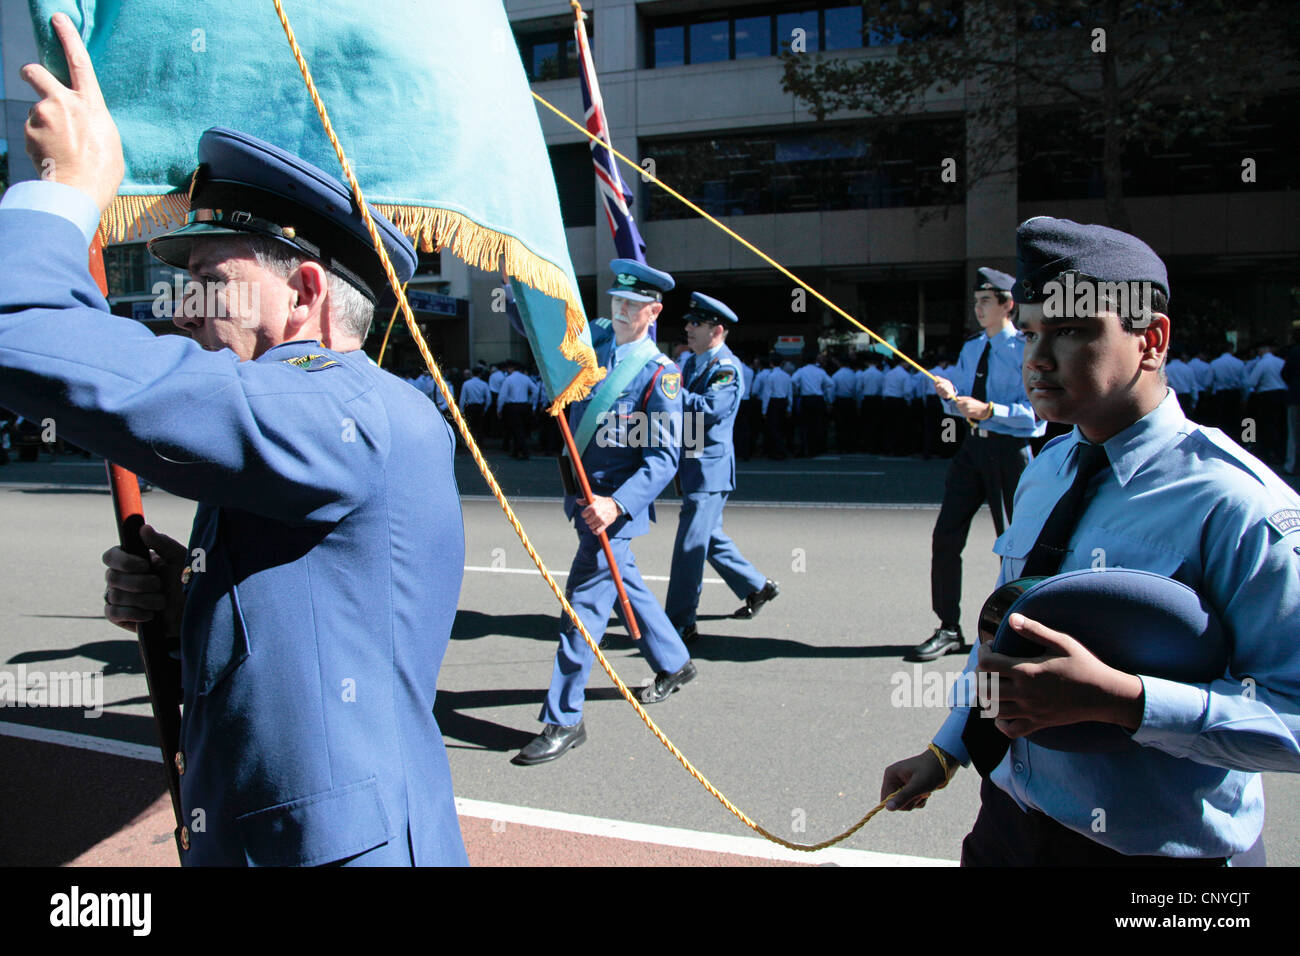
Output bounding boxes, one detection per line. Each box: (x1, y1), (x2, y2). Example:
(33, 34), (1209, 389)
(146, 222), (249, 269)
(607, 288), (657, 303)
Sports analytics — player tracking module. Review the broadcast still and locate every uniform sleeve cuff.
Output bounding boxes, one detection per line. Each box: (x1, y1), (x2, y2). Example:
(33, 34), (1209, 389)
(933, 709), (972, 766)
(0, 180), (103, 246)
(1130, 675), (1209, 755)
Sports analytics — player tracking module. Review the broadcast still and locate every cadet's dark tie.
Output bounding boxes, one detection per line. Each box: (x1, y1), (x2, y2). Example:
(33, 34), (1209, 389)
(971, 341), (991, 403)
(960, 440), (1111, 777)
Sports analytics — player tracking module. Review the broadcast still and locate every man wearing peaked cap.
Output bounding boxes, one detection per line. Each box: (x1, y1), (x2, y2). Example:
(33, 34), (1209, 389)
(1, 18), (466, 865)
(664, 293), (779, 644)
(883, 216), (1300, 865)
(909, 266), (1045, 664)
(513, 257), (696, 766)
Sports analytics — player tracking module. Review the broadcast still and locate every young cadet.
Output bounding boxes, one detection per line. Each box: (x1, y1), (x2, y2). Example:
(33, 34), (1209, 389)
(3, 17), (466, 865)
(910, 268), (1045, 661)
(664, 293), (779, 643)
(883, 217), (1300, 865)
(514, 259), (695, 766)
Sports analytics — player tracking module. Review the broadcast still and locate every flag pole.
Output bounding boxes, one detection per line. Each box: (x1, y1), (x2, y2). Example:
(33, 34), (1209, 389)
(555, 412), (642, 641)
(89, 235), (186, 860)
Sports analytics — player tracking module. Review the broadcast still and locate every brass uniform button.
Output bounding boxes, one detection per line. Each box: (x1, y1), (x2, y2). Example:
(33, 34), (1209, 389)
(181, 566), (193, 586)
(180, 826), (190, 850)
(175, 751), (186, 775)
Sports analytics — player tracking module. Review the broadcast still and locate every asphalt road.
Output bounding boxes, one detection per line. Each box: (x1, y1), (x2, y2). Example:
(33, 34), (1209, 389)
(1, 451), (1297, 866)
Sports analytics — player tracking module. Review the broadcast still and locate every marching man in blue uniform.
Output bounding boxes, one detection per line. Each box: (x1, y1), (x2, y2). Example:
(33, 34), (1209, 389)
(513, 259), (696, 766)
(883, 217), (1300, 865)
(910, 267), (1046, 661)
(664, 293), (779, 643)
(0, 16), (467, 865)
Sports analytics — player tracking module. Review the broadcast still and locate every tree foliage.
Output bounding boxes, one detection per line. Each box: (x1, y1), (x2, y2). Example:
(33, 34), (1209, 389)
(782, 0), (1298, 229)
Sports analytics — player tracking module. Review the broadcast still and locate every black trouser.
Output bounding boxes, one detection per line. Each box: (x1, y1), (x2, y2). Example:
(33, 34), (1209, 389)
(1213, 389), (1242, 438)
(861, 396), (882, 453)
(797, 396), (827, 457)
(1176, 391), (1196, 420)
(881, 397), (908, 456)
(1248, 390), (1287, 463)
(502, 402), (531, 457)
(736, 396), (756, 460)
(463, 404), (487, 451)
(922, 396), (944, 459)
(960, 779), (1241, 866)
(764, 398), (788, 459)
(931, 431), (1030, 629)
(833, 397), (857, 453)
(907, 398), (924, 456)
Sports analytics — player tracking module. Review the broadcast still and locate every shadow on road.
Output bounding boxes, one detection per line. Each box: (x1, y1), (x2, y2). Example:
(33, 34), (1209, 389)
(434, 686), (625, 752)
(8, 638), (143, 675)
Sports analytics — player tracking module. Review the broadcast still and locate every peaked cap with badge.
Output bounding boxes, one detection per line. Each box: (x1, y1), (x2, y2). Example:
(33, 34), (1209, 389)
(606, 257), (675, 303)
(974, 266), (1016, 293)
(685, 291), (739, 324)
(148, 127), (417, 304)
(1015, 216), (1169, 304)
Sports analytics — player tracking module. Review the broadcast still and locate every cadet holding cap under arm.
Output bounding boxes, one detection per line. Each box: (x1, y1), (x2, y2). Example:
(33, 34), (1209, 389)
(882, 217), (1300, 866)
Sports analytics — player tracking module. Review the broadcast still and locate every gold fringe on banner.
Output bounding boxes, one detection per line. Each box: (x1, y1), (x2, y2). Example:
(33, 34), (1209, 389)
(94, 194), (601, 410)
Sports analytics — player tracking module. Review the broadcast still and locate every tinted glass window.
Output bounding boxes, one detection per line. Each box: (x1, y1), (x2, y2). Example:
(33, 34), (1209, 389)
(689, 20), (730, 63)
(532, 41), (561, 81)
(823, 6), (863, 50)
(777, 12), (820, 53)
(654, 25), (685, 67)
(733, 15), (772, 59)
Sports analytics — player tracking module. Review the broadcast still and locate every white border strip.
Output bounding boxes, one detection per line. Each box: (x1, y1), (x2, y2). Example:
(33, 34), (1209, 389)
(463, 565), (721, 584)
(455, 796), (955, 867)
(460, 495), (943, 510)
(0, 720), (161, 763)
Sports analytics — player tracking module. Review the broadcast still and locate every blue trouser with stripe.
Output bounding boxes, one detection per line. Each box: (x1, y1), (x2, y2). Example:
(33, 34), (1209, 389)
(665, 490), (766, 629)
(541, 528), (690, 727)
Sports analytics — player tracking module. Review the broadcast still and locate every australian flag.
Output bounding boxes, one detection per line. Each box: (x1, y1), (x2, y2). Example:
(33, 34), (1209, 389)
(574, 7), (646, 263)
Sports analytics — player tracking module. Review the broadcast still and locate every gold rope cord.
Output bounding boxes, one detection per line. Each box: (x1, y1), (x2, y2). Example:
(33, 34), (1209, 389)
(270, 0), (907, 852)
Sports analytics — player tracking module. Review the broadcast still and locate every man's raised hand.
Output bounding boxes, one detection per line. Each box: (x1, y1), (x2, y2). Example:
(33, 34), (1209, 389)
(22, 12), (124, 214)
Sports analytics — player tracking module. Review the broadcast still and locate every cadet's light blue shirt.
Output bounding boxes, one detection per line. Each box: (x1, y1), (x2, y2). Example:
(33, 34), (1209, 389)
(941, 325), (1045, 437)
(1210, 352), (1245, 392)
(932, 390), (1300, 857)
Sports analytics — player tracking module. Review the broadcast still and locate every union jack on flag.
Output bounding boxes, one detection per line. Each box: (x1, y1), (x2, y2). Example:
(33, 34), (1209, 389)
(574, 8), (647, 263)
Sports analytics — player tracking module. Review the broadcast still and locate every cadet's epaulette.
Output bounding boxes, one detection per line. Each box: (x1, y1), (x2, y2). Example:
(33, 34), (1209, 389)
(652, 353), (674, 366)
(594, 317), (612, 329)
(280, 353), (340, 372)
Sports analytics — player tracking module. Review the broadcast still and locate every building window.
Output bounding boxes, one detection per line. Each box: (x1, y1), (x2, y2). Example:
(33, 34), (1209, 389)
(1018, 96), (1300, 201)
(646, 4), (962, 67)
(515, 23), (587, 82)
(549, 143), (598, 228)
(643, 119), (964, 220)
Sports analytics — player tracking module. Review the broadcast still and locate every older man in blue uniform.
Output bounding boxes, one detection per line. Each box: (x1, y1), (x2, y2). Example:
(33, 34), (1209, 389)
(0, 18), (466, 865)
(664, 293), (778, 643)
(910, 267), (1046, 662)
(883, 217), (1300, 865)
(513, 259), (696, 766)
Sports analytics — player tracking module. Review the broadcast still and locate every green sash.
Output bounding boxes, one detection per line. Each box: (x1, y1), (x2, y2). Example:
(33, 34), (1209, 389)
(572, 335), (661, 455)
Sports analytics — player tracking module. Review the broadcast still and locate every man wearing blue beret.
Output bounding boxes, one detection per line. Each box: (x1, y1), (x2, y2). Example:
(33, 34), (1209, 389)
(1, 17), (467, 865)
(513, 258), (696, 765)
(664, 293), (779, 643)
(883, 216), (1300, 864)
(910, 267), (1045, 663)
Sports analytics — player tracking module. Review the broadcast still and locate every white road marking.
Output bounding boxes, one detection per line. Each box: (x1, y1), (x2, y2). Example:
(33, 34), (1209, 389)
(464, 566), (722, 584)
(455, 797), (956, 867)
(736, 470), (885, 476)
(0, 720), (161, 763)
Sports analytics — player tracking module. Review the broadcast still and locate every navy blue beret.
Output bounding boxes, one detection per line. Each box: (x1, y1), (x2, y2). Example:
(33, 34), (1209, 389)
(974, 267), (1016, 293)
(606, 258), (675, 302)
(987, 568), (1228, 752)
(1015, 216), (1169, 306)
(148, 127), (417, 304)
(686, 292), (739, 324)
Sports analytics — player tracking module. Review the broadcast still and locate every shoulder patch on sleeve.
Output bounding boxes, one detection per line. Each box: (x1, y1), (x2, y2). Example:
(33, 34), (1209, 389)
(281, 353), (340, 372)
(711, 368), (737, 389)
(659, 372), (681, 400)
(1267, 509), (1300, 537)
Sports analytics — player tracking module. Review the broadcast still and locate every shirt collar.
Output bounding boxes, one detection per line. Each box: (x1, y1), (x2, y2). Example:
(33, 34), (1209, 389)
(612, 333), (650, 366)
(987, 323), (1017, 345)
(1055, 389), (1190, 487)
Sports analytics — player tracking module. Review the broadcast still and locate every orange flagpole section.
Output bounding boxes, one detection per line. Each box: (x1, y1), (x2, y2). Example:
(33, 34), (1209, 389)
(89, 235), (186, 859)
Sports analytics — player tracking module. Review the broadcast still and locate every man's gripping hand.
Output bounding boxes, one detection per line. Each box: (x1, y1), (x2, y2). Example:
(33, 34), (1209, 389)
(102, 525), (187, 635)
(881, 747), (955, 812)
(22, 12), (124, 214)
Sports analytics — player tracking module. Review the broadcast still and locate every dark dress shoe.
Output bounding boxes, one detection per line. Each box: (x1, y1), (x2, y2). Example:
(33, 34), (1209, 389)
(733, 579), (779, 619)
(908, 626), (966, 662)
(678, 623), (699, 645)
(512, 721), (587, 765)
(638, 660), (697, 704)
